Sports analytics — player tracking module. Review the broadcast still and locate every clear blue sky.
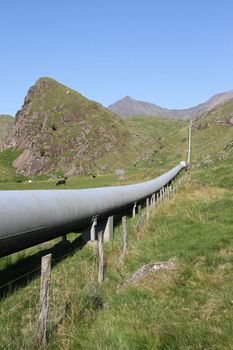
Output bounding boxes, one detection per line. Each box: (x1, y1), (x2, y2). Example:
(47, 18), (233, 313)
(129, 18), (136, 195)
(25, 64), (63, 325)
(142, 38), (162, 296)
(1, 0), (233, 115)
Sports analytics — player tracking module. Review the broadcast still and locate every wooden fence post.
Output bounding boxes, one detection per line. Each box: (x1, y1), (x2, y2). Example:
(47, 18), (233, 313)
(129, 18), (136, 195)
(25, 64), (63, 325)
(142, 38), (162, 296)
(38, 254), (52, 347)
(122, 216), (127, 255)
(98, 230), (104, 284)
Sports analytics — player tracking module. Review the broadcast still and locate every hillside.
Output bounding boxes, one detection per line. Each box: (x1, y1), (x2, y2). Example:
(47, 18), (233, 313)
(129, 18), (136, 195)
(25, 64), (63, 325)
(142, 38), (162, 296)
(191, 97), (233, 167)
(108, 90), (233, 119)
(1, 78), (188, 179)
(3, 78), (136, 177)
(0, 115), (14, 143)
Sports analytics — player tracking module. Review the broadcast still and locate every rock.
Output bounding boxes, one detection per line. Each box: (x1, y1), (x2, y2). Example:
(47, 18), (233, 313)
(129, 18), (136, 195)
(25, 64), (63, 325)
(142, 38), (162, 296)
(204, 159), (213, 165)
(100, 165), (107, 171)
(115, 168), (128, 180)
(115, 169), (125, 176)
(64, 162), (78, 177)
(123, 262), (175, 286)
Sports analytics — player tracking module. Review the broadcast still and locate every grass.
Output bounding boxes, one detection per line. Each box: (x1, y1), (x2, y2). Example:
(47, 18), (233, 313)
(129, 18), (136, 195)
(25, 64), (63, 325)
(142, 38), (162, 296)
(0, 148), (26, 183)
(46, 175), (232, 350)
(0, 165), (232, 349)
(0, 115), (14, 143)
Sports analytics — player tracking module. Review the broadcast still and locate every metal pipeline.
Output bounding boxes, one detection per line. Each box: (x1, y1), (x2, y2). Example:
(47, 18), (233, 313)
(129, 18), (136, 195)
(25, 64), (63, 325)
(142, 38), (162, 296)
(0, 161), (186, 257)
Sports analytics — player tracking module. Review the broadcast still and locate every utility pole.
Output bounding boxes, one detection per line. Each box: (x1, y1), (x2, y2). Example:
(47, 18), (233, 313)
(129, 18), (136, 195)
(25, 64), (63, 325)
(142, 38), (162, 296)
(187, 119), (192, 164)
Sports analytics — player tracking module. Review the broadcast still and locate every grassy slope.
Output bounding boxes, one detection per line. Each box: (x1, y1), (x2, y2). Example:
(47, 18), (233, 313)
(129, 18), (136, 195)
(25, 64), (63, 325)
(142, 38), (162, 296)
(0, 101), (232, 349)
(0, 115), (14, 143)
(1, 164), (232, 350)
(0, 148), (27, 183)
(192, 98), (233, 165)
(54, 176), (232, 350)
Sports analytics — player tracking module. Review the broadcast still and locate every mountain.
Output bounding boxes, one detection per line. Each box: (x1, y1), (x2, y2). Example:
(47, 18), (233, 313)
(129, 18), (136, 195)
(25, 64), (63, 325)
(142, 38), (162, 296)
(0, 115), (14, 143)
(108, 90), (233, 119)
(3, 78), (134, 176)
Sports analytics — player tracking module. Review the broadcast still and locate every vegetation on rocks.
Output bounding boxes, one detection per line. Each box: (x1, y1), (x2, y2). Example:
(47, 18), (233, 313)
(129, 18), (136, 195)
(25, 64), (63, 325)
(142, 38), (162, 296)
(3, 78), (134, 176)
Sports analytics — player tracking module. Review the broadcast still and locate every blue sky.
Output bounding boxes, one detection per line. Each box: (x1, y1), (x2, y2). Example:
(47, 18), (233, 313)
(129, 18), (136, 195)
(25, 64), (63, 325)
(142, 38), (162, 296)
(1, 0), (233, 115)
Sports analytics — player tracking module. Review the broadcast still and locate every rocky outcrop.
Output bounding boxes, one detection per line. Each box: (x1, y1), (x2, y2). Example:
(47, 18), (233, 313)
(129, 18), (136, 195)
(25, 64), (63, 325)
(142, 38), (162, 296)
(3, 77), (132, 176)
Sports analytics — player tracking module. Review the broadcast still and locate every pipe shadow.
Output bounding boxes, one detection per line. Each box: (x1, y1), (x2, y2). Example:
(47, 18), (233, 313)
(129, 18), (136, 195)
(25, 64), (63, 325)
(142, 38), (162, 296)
(0, 235), (86, 301)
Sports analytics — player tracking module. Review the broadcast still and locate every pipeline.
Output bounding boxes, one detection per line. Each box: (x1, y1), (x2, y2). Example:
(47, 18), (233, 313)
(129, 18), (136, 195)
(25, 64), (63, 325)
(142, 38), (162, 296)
(0, 161), (186, 257)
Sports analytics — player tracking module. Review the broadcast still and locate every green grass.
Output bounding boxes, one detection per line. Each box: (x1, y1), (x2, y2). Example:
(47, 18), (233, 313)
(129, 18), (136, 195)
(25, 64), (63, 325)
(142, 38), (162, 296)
(43, 175), (232, 350)
(0, 148), (26, 182)
(0, 167), (232, 349)
(0, 115), (14, 143)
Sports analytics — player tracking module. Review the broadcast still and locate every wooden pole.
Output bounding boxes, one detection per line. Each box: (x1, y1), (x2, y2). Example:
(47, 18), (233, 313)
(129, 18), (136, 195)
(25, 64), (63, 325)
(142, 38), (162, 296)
(98, 230), (104, 284)
(122, 216), (127, 255)
(187, 119), (192, 164)
(38, 254), (52, 346)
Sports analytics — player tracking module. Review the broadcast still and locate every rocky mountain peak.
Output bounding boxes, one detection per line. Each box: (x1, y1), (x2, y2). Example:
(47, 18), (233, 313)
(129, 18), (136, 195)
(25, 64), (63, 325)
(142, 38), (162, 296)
(3, 77), (132, 176)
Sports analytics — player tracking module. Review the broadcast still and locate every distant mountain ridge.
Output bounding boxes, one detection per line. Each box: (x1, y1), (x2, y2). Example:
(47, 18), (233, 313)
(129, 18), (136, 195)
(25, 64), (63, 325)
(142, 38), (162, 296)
(108, 90), (233, 119)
